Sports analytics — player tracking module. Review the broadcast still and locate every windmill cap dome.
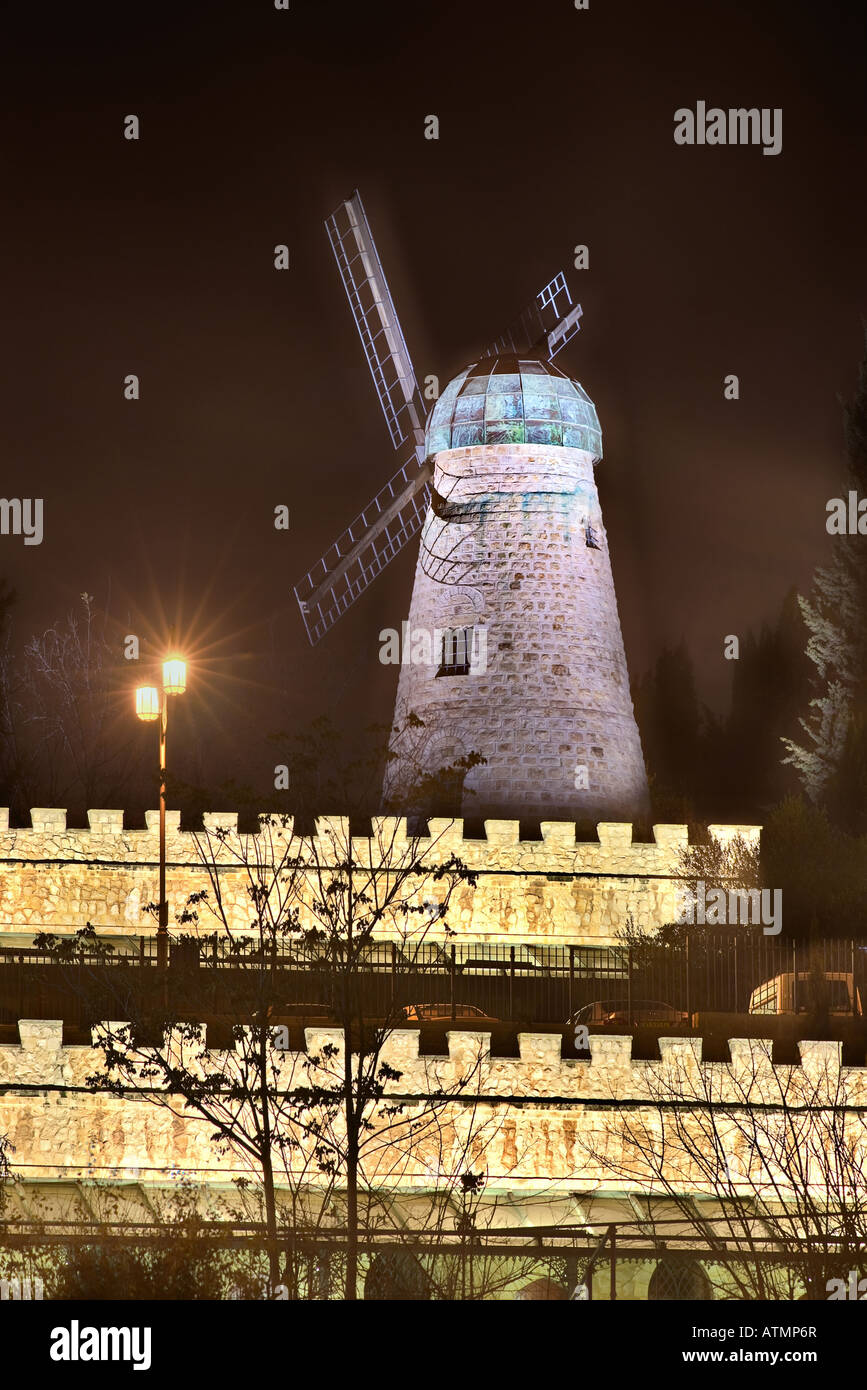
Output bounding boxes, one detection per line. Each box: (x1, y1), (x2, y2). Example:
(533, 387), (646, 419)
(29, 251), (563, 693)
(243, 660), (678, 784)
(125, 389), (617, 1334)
(426, 353), (602, 459)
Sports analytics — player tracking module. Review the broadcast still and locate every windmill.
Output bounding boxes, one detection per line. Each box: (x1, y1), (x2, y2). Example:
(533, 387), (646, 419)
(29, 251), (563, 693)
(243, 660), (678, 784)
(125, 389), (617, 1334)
(292, 190), (583, 648)
(294, 191), (649, 820)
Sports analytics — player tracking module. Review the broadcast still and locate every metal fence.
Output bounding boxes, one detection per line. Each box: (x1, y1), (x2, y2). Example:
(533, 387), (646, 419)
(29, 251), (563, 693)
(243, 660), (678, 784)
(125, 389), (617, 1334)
(0, 931), (865, 1028)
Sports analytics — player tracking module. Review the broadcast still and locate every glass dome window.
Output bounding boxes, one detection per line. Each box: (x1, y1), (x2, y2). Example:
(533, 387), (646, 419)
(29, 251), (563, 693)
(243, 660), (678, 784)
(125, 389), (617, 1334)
(426, 353), (602, 459)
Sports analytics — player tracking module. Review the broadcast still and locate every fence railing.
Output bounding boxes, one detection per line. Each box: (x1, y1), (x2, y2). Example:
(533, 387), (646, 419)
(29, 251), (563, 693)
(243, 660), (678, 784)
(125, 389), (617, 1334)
(0, 932), (864, 1027)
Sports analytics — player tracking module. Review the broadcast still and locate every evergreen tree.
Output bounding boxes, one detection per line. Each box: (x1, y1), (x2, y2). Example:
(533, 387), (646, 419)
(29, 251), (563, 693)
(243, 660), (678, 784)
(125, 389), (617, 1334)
(635, 594), (810, 823)
(723, 589), (811, 816)
(783, 331), (867, 821)
(632, 643), (703, 817)
(761, 795), (867, 939)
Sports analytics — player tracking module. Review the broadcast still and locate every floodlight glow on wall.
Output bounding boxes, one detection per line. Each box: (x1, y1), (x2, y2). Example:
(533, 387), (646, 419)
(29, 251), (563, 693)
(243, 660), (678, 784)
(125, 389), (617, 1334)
(135, 686), (160, 722)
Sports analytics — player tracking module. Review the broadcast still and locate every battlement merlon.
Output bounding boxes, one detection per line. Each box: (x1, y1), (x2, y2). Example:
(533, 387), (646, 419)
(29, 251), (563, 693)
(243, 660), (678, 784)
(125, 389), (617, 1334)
(0, 812), (761, 945)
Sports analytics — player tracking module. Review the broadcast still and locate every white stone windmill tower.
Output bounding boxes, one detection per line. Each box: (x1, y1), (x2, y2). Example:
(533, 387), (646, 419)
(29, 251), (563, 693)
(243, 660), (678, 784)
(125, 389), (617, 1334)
(295, 192), (649, 820)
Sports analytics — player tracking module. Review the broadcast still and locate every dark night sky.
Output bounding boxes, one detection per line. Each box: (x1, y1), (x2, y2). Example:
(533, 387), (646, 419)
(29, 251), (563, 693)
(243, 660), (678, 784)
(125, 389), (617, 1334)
(1, 0), (865, 794)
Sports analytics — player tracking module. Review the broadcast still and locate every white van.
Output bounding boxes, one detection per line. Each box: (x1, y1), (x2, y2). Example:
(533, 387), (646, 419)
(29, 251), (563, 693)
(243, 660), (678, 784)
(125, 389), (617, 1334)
(748, 970), (862, 1016)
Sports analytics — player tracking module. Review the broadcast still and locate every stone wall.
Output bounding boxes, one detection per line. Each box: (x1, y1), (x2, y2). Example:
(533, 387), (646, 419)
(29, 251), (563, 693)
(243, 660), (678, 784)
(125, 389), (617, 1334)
(0, 1018), (856, 1195)
(0, 811), (760, 946)
(0, 1018), (844, 1301)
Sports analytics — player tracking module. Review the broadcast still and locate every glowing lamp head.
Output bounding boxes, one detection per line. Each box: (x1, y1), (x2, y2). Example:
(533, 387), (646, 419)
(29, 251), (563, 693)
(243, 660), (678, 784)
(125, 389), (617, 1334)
(136, 686), (160, 721)
(162, 657), (187, 696)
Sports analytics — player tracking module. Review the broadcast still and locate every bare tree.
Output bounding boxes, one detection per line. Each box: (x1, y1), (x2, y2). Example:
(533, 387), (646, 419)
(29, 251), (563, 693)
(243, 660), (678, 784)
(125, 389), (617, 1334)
(266, 708), (483, 822)
(39, 813), (500, 1299)
(580, 1040), (867, 1300)
(0, 592), (145, 817)
(2, 1183), (259, 1301)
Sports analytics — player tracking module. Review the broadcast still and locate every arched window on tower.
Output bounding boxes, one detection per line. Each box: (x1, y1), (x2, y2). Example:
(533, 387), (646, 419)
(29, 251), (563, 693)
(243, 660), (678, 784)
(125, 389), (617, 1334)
(437, 627), (472, 677)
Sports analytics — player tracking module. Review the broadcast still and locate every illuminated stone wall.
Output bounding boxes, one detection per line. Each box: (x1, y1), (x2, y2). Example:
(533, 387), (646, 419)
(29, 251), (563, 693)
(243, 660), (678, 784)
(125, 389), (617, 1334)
(0, 1019), (842, 1300)
(0, 1017), (853, 1191)
(0, 811), (760, 946)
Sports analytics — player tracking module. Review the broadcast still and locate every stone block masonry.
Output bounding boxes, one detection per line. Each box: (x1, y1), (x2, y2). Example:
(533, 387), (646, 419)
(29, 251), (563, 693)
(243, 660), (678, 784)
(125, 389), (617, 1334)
(386, 442), (650, 820)
(0, 1019), (842, 1303)
(0, 811), (760, 947)
(0, 1018), (856, 1194)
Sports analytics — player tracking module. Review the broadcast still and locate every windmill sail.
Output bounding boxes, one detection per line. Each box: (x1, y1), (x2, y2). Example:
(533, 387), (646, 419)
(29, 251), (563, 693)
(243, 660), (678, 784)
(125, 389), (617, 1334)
(325, 191), (426, 456)
(296, 204), (585, 647)
(294, 455), (432, 646)
(483, 271), (583, 361)
(294, 192), (433, 646)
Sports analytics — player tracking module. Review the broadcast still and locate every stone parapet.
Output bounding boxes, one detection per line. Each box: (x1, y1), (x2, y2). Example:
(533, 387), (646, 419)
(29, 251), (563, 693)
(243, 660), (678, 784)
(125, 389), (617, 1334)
(0, 1021), (858, 1192)
(0, 812), (761, 946)
(0, 1019), (853, 1089)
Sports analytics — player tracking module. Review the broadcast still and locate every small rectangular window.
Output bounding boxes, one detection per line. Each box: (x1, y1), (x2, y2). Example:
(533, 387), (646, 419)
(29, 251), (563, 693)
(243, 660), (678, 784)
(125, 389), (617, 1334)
(437, 627), (472, 677)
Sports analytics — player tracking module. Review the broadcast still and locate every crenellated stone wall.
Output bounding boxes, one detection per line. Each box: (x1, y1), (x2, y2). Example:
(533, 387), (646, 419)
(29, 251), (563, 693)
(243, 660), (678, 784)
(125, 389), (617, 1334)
(0, 811), (761, 946)
(0, 1019), (856, 1194)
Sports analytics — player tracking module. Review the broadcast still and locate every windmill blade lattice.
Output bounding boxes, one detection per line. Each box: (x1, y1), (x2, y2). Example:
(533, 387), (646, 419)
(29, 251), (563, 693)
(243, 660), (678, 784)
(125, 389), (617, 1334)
(482, 270), (583, 360)
(295, 200), (586, 648)
(294, 455), (432, 646)
(325, 191), (426, 456)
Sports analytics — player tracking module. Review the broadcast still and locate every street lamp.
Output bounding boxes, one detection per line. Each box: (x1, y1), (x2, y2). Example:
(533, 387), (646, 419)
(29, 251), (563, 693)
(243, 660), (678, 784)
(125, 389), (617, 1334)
(136, 652), (187, 968)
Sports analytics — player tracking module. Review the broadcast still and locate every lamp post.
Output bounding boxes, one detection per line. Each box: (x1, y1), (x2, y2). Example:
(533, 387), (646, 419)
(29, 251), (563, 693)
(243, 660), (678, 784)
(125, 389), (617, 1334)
(136, 653), (187, 969)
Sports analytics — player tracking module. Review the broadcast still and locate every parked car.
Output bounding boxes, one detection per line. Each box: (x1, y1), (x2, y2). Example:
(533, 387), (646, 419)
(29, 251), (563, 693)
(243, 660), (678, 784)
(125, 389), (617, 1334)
(567, 999), (689, 1027)
(748, 971), (862, 1016)
(399, 1003), (494, 1023)
(274, 1003), (338, 1021)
